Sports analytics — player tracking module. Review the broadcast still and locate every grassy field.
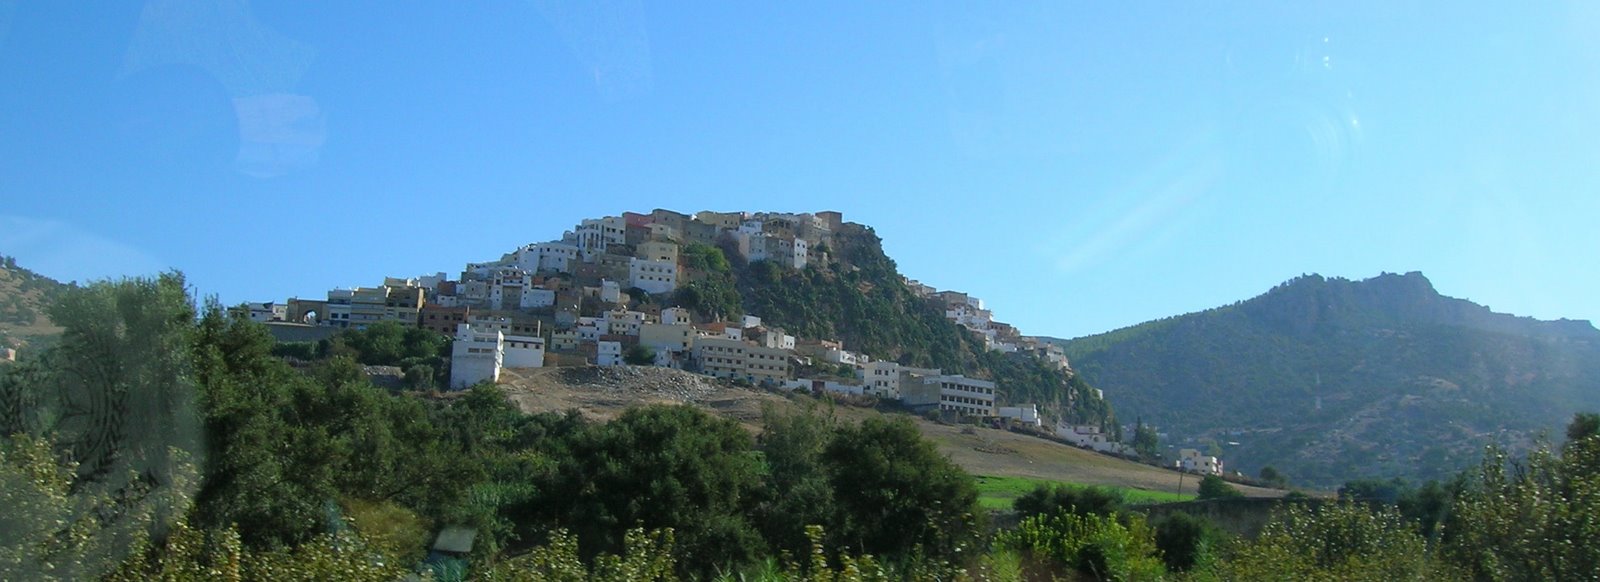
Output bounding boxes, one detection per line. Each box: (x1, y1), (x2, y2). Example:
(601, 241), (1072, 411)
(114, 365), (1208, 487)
(974, 474), (1195, 510)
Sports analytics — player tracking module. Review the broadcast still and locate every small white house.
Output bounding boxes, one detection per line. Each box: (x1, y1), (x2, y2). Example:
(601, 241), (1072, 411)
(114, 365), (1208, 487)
(998, 404), (1042, 427)
(597, 341), (624, 367)
(450, 324), (504, 389)
(502, 334), (545, 368)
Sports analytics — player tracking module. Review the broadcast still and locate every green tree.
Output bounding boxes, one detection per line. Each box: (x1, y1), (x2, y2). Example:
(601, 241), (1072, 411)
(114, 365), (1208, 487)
(546, 405), (765, 578)
(1442, 414), (1600, 580)
(753, 405), (839, 559)
(821, 416), (980, 561)
(1131, 420), (1160, 461)
(623, 344), (656, 366)
(1153, 511), (1220, 573)
(1197, 475), (1243, 500)
(1259, 465), (1287, 488)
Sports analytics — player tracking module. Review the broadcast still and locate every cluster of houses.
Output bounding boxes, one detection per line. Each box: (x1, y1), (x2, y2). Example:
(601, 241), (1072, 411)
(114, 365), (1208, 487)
(241, 210), (1086, 426)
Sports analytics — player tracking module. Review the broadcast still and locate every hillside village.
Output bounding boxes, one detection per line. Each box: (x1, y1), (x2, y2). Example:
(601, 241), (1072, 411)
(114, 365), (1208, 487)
(241, 209), (1222, 474)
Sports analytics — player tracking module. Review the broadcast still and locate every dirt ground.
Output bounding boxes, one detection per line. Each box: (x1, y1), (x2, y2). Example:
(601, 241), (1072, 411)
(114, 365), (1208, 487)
(499, 365), (1283, 498)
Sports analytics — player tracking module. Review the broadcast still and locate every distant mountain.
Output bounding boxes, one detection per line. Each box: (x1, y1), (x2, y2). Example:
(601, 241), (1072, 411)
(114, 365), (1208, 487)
(1049, 272), (1600, 487)
(0, 255), (71, 349)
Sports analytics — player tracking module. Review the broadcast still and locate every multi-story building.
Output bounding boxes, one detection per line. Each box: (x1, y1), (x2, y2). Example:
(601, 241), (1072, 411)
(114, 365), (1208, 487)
(933, 375), (998, 416)
(636, 240), (679, 264)
(1176, 449), (1224, 475)
(571, 216), (627, 260)
(550, 330), (580, 352)
(488, 268), (532, 311)
(450, 324), (503, 389)
(629, 258), (678, 294)
(601, 309), (647, 336)
(745, 345), (792, 384)
(861, 360), (904, 399)
(639, 323), (695, 353)
(660, 306), (691, 326)
(693, 336), (747, 379)
(419, 304), (472, 335)
(902, 374), (997, 417)
(600, 279), (622, 303)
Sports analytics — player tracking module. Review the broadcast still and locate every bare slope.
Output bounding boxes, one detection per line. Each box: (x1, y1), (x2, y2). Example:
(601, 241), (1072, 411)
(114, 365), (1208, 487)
(499, 365), (1281, 498)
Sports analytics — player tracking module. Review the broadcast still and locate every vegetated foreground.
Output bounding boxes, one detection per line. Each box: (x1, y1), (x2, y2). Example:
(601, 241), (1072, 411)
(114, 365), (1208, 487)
(498, 365), (1283, 499)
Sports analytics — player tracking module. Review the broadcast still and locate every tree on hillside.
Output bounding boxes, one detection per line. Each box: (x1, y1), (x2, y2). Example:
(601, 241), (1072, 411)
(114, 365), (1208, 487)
(545, 405), (765, 579)
(822, 416), (981, 560)
(1197, 475), (1243, 500)
(1131, 419), (1160, 461)
(1259, 465), (1288, 488)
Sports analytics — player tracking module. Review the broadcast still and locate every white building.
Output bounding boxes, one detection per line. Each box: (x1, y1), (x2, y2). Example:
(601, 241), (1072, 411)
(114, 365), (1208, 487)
(601, 309), (647, 336)
(450, 324), (504, 389)
(661, 307), (692, 326)
(629, 258), (679, 294)
(572, 216), (627, 260)
(861, 360), (904, 399)
(928, 375), (997, 417)
(502, 334), (545, 368)
(1176, 449), (1224, 476)
(998, 404), (1042, 427)
(515, 241), (578, 274)
(597, 340), (624, 367)
(600, 279), (622, 303)
(521, 288), (556, 309)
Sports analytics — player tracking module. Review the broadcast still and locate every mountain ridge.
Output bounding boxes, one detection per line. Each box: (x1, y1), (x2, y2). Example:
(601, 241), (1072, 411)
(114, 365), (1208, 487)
(1047, 271), (1600, 487)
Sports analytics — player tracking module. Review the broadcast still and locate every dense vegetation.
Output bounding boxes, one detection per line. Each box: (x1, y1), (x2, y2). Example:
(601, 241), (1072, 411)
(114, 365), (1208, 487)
(2, 273), (1599, 580)
(1055, 272), (1600, 486)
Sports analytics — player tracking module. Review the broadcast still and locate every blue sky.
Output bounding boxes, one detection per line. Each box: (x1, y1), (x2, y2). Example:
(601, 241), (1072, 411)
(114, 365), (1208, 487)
(2, 2), (1596, 339)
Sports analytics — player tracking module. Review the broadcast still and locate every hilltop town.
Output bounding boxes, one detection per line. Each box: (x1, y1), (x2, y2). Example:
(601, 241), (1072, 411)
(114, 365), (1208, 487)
(240, 209), (1222, 474)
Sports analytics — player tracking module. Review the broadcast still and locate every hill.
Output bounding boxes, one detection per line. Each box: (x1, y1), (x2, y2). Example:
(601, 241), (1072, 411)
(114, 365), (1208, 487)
(0, 254), (71, 351)
(1051, 272), (1600, 487)
(498, 365), (1281, 498)
(718, 222), (1111, 424)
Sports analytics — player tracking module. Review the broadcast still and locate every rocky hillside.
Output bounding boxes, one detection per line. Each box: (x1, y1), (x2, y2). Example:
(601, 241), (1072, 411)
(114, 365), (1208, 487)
(1052, 272), (1600, 487)
(711, 222), (1112, 425)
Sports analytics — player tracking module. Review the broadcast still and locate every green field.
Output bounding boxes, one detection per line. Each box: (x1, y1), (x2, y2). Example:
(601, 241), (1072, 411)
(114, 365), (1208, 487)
(974, 474), (1195, 510)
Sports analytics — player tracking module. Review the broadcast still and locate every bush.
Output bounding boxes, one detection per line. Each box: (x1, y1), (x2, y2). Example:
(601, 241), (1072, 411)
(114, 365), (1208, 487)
(1197, 475), (1243, 500)
(996, 512), (1165, 580)
(1013, 484), (1125, 520)
(1219, 502), (1434, 581)
(1152, 511), (1220, 572)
